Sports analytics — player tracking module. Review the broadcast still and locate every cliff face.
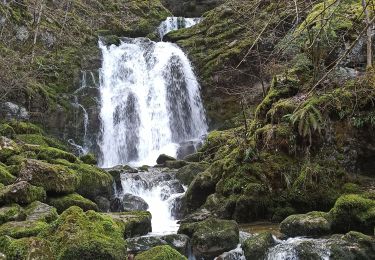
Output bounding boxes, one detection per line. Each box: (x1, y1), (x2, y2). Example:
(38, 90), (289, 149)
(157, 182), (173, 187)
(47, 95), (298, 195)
(0, 0), (170, 145)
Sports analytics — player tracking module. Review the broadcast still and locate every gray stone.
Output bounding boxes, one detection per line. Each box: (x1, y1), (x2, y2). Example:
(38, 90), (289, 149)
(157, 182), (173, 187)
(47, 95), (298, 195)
(16, 26), (29, 41)
(122, 193), (149, 211)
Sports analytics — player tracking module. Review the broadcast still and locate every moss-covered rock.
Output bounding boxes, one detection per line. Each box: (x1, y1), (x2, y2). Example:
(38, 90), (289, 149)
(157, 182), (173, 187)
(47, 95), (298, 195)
(48, 193), (98, 214)
(0, 220), (49, 239)
(106, 211), (152, 238)
(0, 204), (26, 225)
(0, 164), (15, 185)
(135, 245), (187, 260)
(79, 153), (97, 165)
(165, 160), (188, 169)
(0, 181), (46, 205)
(7, 122), (43, 135)
(40, 206), (126, 260)
(176, 162), (209, 185)
(242, 232), (276, 260)
(178, 218), (239, 258)
(0, 137), (20, 162)
(280, 211), (332, 237)
(0, 124), (15, 138)
(24, 201), (58, 223)
(18, 159), (81, 194)
(156, 154), (176, 165)
(16, 134), (67, 150)
(330, 194), (375, 235)
(0, 235), (55, 260)
(36, 147), (77, 163)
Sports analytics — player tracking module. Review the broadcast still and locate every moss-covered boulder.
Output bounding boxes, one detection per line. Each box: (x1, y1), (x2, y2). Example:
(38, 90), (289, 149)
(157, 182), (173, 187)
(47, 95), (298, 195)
(165, 160), (188, 169)
(178, 218), (239, 258)
(135, 245), (187, 260)
(280, 211), (332, 237)
(0, 164), (15, 185)
(0, 181), (46, 205)
(24, 201), (58, 223)
(242, 232), (276, 260)
(0, 235), (55, 260)
(80, 153), (97, 165)
(0, 220), (49, 239)
(7, 122), (43, 135)
(176, 162), (209, 185)
(156, 154), (176, 165)
(0, 204), (26, 225)
(106, 211), (152, 238)
(40, 206), (126, 260)
(127, 236), (168, 254)
(36, 147), (77, 163)
(330, 194), (375, 235)
(0, 137), (20, 161)
(18, 159), (81, 194)
(48, 193), (98, 214)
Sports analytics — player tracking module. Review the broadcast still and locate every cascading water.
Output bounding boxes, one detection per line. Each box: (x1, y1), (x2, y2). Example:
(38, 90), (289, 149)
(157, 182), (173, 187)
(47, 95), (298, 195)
(158, 17), (202, 40)
(98, 37), (207, 167)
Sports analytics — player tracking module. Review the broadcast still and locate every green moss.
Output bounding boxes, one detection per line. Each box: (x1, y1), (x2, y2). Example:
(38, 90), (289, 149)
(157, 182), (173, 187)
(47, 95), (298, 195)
(48, 193), (98, 214)
(0, 124), (15, 138)
(8, 121), (43, 135)
(0, 181), (46, 205)
(135, 245), (187, 260)
(36, 147), (77, 163)
(0, 236), (55, 260)
(0, 164), (16, 185)
(243, 232), (276, 260)
(106, 211), (152, 238)
(25, 201), (58, 223)
(16, 134), (67, 150)
(0, 137), (21, 161)
(79, 153), (97, 165)
(0, 220), (49, 239)
(330, 194), (375, 234)
(342, 183), (361, 194)
(0, 204), (26, 225)
(40, 206), (126, 260)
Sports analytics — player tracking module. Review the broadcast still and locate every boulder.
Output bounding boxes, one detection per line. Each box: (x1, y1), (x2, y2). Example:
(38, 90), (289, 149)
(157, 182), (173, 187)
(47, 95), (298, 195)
(0, 136), (20, 161)
(160, 180), (184, 200)
(127, 236), (168, 254)
(280, 211), (332, 237)
(0, 164), (16, 185)
(0, 181), (46, 205)
(0, 236), (54, 259)
(18, 159), (80, 194)
(165, 160), (188, 169)
(105, 211), (152, 238)
(176, 162), (209, 185)
(170, 194), (185, 219)
(40, 206), (127, 259)
(94, 196), (111, 212)
(135, 245), (187, 260)
(242, 232), (276, 260)
(156, 154), (176, 165)
(0, 204), (26, 225)
(178, 218), (239, 258)
(161, 234), (190, 256)
(123, 193), (149, 211)
(47, 193), (99, 213)
(110, 197), (124, 212)
(36, 147), (77, 163)
(25, 201), (58, 222)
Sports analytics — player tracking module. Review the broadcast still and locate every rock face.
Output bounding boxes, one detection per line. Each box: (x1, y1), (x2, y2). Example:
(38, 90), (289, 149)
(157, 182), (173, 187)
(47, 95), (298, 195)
(242, 232), (276, 260)
(161, 0), (224, 16)
(280, 212), (332, 237)
(122, 193), (149, 211)
(178, 218), (239, 258)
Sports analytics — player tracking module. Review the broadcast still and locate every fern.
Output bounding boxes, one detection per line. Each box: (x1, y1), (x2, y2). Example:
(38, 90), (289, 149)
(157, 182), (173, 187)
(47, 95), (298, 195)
(285, 104), (324, 144)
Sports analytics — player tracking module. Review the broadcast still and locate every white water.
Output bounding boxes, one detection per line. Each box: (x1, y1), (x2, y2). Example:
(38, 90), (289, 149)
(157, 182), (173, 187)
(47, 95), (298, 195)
(158, 17), (202, 39)
(98, 37), (207, 167)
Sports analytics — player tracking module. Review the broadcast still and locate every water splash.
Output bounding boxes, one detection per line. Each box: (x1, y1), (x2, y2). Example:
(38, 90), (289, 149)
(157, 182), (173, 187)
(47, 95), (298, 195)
(158, 17), (202, 39)
(98, 38), (207, 167)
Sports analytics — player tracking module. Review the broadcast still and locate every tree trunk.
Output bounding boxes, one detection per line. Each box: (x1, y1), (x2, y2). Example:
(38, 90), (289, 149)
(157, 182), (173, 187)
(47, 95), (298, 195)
(362, 0), (373, 68)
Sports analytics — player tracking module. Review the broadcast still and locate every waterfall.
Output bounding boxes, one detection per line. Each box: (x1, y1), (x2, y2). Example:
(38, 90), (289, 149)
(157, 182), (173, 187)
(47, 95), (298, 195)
(98, 37), (207, 167)
(158, 17), (202, 40)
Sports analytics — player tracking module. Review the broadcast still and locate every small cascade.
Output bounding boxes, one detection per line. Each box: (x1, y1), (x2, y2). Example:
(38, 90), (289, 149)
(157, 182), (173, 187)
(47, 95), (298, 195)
(158, 17), (202, 40)
(266, 237), (331, 260)
(118, 168), (185, 234)
(98, 37), (207, 167)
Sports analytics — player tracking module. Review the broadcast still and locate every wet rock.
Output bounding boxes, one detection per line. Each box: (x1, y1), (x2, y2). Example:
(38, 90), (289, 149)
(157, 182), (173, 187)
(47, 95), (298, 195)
(110, 197), (124, 212)
(178, 218), (239, 259)
(165, 160), (188, 169)
(156, 154), (176, 165)
(215, 244), (245, 260)
(135, 245), (187, 260)
(95, 196), (111, 212)
(176, 140), (201, 159)
(176, 162), (209, 185)
(179, 208), (212, 224)
(183, 152), (204, 162)
(280, 211), (332, 237)
(105, 211), (152, 238)
(294, 240), (324, 260)
(242, 232), (276, 260)
(160, 180), (184, 200)
(161, 234), (190, 256)
(123, 193), (149, 211)
(127, 236), (168, 254)
(170, 194), (185, 219)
